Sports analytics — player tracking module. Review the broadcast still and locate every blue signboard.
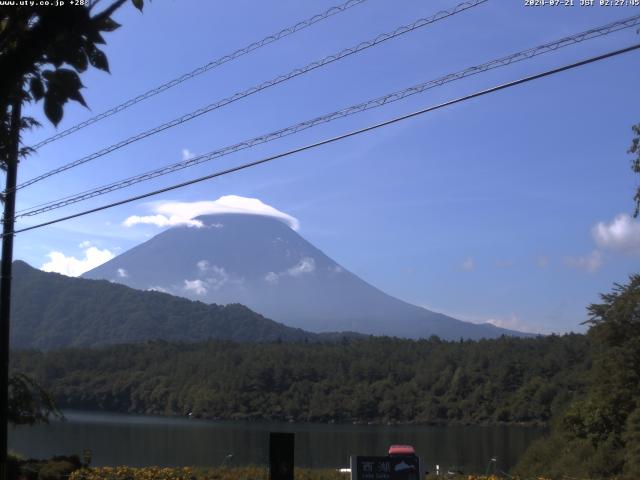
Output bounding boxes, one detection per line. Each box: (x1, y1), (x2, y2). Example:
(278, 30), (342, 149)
(350, 455), (422, 480)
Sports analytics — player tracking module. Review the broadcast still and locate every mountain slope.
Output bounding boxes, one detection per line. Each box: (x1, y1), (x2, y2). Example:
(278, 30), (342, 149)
(84, 214), (531, 340)
(9, 261), (319, 350)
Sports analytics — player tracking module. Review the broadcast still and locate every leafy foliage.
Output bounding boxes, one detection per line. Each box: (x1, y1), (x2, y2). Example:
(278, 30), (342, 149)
(12, 333), (589, 426)
(630, 124), (640, 216)
(0, 0), (146, 172)
(513, 275), (640, 479)
(8, 373), (61, 425)
(10, 455), (82, 480)
(67, 467), (513, 480)
(70, 466), (345, 480)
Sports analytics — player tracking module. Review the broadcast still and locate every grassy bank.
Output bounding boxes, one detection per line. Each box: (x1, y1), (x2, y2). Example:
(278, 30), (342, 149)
(68, 466), (541, 480)
(8, 458), (564, 480)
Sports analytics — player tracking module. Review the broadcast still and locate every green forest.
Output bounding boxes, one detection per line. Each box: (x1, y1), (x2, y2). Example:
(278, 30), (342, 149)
(13, 333), (589, 426)
(513, 275), (640, 479)
(10, 275), (640, 479)
(9, 261), (322, 349)
(8, 275), (640, 479)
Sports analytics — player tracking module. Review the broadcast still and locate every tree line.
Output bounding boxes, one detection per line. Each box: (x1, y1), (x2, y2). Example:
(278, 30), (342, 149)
(12, 333), (589, 426)
(513, 275), (640, 479)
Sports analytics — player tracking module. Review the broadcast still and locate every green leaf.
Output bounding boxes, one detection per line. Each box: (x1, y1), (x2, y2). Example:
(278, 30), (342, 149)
(44, 96), (64, 126)
(43, 69), (88, 109)
(29, 76), (45, 101)
(68, 89), (88, 108)
(20, 117), (41, 130)
(132, 0), (144, 11)
(86, 29), (106, 45)
(53, 68), (84, 90)
(99, 17), (121, 32)
(88, 47), (109, 72)
(68, 49), (89, 73)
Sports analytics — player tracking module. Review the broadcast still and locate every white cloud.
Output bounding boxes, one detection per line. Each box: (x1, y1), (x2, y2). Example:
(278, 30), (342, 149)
(206, 266), (230, 290)
(486, 315), (540, 334)
(565, 250), (603, 273)
(78, 240), (92, 249)
(41, 246), (115, 277)
(592, 213), (640, 255)
(265, 272), (279, 284)
(287, 257), (315, 276)
(147, 286), (171, 294)
(123, 214), (203, 229)
(117, 268), (129, 278)
(263, 257), (316, 284)
(123, 195), (299, 231)
(461, 257), (475, 271)
(182, 149), (195, 161)
(180, 261), (247, 294)
(184, 279), (207, 295)
(194, 261), (236, 290)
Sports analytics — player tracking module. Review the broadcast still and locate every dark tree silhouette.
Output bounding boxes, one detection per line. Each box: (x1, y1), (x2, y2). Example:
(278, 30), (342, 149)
(1, 0), (146, 171)
(514, 276), (640, 479)
(630, 124), (640, 216)
(7, 373), (60, 425)
(0, 5), (147, 475)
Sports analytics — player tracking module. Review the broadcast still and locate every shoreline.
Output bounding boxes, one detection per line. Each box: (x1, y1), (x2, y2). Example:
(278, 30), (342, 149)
(53, 408), (550, 429)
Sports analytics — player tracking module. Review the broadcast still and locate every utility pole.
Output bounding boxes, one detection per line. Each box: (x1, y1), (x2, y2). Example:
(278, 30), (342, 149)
(0, 95), (22, 480)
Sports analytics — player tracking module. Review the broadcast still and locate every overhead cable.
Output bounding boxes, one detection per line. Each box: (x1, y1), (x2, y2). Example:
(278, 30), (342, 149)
(7, 42), (640, 237)
(30, 0), (371, 150)
(13, 0), (487, 192)
(14, 13), (640, 219)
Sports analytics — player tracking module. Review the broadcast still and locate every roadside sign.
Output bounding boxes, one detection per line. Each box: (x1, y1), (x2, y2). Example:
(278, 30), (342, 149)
(350, 455), (422, 480)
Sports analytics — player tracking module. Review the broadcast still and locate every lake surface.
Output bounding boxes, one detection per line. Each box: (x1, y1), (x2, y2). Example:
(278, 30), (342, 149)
(9, 410), (546, 474)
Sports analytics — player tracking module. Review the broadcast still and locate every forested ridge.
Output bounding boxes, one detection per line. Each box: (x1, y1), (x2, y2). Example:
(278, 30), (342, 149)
(12, 334), (588, 426)
(9, 261), (322, 348)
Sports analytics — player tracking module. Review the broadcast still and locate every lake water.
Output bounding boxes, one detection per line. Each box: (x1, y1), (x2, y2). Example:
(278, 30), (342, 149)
(9, 410), (546, 474)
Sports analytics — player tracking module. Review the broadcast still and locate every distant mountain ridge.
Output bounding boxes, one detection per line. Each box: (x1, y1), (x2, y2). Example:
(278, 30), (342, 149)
(84, 213), (533, 340)
(9, 261), (324, 350)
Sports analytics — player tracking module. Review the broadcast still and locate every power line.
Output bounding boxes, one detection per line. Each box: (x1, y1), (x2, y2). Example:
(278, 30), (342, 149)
(6, 42), (640, 238)
(12, 0), (487, 193)
(30, 0), (370, 150)
(14, 13), (640, 219)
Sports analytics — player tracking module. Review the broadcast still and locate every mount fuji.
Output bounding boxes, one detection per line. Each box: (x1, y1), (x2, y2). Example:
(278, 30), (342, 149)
(84, 212), (531, 340)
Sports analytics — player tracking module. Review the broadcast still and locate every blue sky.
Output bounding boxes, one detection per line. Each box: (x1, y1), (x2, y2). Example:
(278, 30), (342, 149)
(13, 0), (640, 334)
